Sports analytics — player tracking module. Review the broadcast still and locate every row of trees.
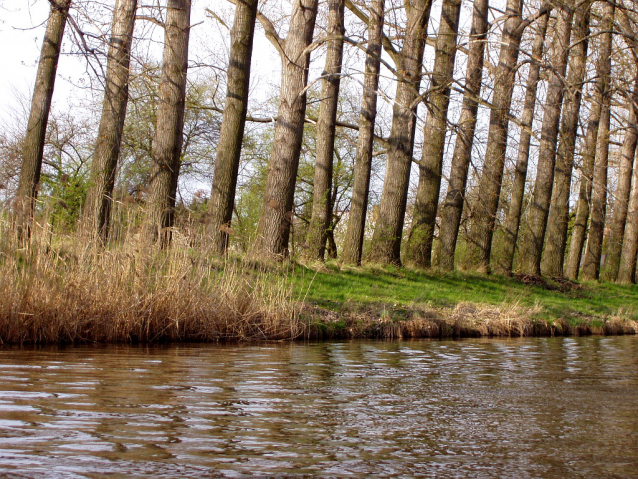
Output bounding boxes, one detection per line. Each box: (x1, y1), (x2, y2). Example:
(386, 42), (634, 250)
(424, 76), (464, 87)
(5, 0), (638, 284)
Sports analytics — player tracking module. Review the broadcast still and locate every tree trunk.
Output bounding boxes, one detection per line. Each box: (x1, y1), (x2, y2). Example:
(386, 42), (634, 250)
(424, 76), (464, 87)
(366, 0), (433, 265)
(581, 0), (615, 281)
(540, 3), (590, 277)
(82, 0), (137, 243)
(602, 83), (638, 281)
(404, 0), (463, 268)
(618, 140), (638, 283)
(518, 2), (574, 276)
(496, 10), (549, 275)
(565, 0), (614, 280)
(465, 0), (528, 273)
(437, 0), (489, 271)
(145, 0), (191, 247)
(305, 0), (345, 260)
(15, 0), (71, 240)
(254, 0), (319, 258)
(341, 0), (384, 265)
(208, 0), (258, 254)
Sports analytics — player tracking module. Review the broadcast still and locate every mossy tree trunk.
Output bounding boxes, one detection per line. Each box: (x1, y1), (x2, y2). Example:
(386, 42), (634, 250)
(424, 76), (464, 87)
(82, 0), (137, 243)
(15, 0), (71, 241)
(367, 0), (433, 265)
(208, 0), (258, 254)
(341, 0), (385, 265)
(404, 0), (463, 268)
(145, 0), (191, 248)
(437, 0), (490, 271)
(254, 0), (319, 258)
(305, 0), (345, 261)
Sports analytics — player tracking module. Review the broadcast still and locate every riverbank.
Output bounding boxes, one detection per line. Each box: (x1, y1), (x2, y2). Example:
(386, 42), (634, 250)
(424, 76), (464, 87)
(1, 226), (637, 344)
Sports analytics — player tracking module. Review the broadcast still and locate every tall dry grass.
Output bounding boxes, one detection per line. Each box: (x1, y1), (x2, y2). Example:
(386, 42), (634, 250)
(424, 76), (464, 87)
(0, 211), (302, 345)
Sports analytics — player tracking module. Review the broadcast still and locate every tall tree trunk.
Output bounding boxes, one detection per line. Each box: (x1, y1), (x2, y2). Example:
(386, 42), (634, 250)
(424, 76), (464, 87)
(404, 0), (463, 268)
(254, 0), (319, 258)
(82, 0), (137, 242)
(540, 2), (591, 277)
(581, 1), (616, 281)
(603, 80), (638, 280)
(496, 10), (549, 275)
(145, 0), (191, 247)
(518, 2), (574, 276)
(437, 0), (490, 271)
(341, 0), (385, 265)
(618, 140), (638, 283)
(465, 0), (528, 273)
(366, 0), (433, 265)
(14, 0), (71, 240)
(565, 0), (614, 280)
(305, 0), (345, 260)
(208, 0), (258, 254)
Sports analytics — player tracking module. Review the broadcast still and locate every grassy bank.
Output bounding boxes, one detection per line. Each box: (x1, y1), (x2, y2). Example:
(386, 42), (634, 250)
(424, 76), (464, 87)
(1, 220), (637, 344)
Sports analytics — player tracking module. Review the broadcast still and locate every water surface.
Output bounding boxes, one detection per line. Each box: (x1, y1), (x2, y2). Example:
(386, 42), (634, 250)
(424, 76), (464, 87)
(1, 337), (637, 478)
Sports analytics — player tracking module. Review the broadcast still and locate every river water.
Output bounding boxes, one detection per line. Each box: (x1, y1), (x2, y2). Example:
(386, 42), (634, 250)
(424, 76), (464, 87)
(1, 337), (637, 478)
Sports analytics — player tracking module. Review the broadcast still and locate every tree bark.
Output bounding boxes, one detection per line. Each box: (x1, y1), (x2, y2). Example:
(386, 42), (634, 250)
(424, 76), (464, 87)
(618, 140), (638, 283)
(305, 0), (345, 260)
(404, 0), (463, 268)
(82, 0), (137, 243)
(437, 0), (490, 271)
(208, 0), (258, 254)
(366, 0), (433, 265)
(254, 0), (319, 258)
(465, 0), (529, 273)
(518, 2), (574, 276)
(565, 0), (614, 280)
(603, 83), (638, 280)
(496, 10), (549, 275)
(540, 2), (590, 277)
(341, 0), (385, 265)
(15, 0), (71, 240)
(145, 0), (191, 247)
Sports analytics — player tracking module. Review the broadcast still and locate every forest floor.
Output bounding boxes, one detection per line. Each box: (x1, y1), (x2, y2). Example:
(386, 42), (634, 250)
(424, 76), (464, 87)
(291, 261), (638, 339)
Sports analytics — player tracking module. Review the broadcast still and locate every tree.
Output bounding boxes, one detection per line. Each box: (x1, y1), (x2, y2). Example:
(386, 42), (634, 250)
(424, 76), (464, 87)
(342, 0), (385, 265)
(437, 0), (490, 271)
(144, 0), (191, 247)
(367, 0), (433, 265)
(254, 0), (319, 258)
(305, 0), (346, 260)
(404, 0), (463, 268)
(207, 0), (258, 254)
(518, 0), (575, 276)
(82, 0), (138, 242)
(497, 9), (549, 275)
(14, 0), (72, 240)
(541, 0), (591, 277)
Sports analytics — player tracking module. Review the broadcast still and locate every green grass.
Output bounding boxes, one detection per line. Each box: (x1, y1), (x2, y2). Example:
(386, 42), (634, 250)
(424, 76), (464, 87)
(290, 261), (638, 323)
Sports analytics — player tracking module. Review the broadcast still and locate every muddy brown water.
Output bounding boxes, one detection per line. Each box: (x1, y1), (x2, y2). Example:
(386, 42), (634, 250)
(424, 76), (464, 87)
(1, 337), (637, 478)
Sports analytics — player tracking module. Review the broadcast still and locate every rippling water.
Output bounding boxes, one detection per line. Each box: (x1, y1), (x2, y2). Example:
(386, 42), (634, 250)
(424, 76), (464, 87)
(1, 337), (637, 478)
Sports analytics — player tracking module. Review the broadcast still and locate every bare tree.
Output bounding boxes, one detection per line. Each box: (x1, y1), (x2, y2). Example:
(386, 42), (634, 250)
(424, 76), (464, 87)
(342, 0), (385, 265)
(367, 0), (433, 265)
(437, 0), (490, 271)
(405, 0), (463, 268)
(518, 0), (574, 276)
(82, 0), (138, 242)
(207, 0), (258, 254)
(15, 0), (72, 240)
(541, 0), (591, 277)
(144, 0), (191, 247)
(496, 9), (549, 275)
(305, 0), (346, 260)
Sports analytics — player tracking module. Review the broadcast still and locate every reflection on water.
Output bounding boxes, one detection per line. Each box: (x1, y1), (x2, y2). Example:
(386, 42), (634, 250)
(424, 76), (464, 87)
(1, 337), (637, 478)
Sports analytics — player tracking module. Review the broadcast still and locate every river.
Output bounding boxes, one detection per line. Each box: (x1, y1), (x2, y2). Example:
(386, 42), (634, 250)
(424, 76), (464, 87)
(1, 337), (637, 478)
